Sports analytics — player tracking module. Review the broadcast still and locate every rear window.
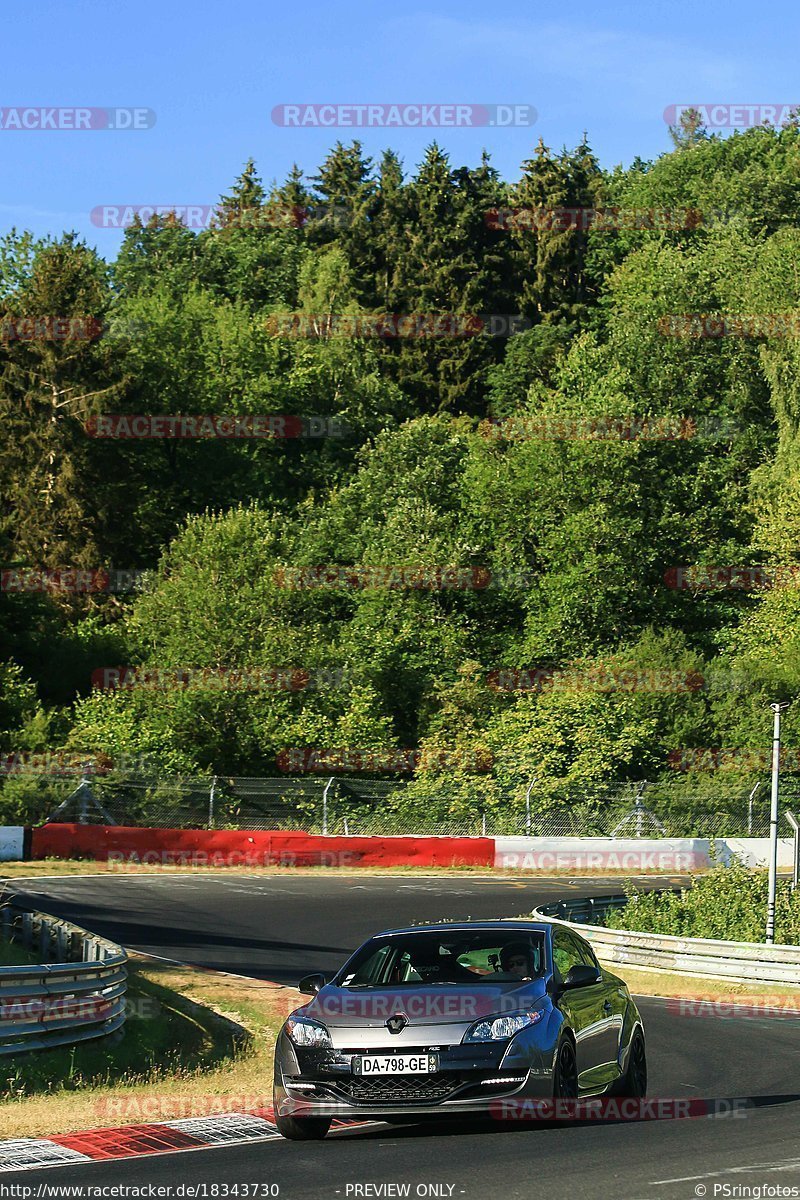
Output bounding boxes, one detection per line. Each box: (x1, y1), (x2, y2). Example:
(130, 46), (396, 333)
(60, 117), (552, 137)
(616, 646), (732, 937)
(338, 930), (546, 988)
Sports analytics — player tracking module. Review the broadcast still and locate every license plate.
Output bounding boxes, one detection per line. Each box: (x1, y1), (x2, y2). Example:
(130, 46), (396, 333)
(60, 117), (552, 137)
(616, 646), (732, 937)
(352, 1054), (438, 1076)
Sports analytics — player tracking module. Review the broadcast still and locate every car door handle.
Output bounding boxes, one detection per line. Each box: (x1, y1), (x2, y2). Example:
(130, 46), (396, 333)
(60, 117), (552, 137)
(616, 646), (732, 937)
(603, 1000), (613, 1014)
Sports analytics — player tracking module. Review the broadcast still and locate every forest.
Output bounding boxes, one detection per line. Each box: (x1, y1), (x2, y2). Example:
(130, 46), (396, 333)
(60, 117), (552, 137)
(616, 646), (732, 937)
(3, 115), (800, 827)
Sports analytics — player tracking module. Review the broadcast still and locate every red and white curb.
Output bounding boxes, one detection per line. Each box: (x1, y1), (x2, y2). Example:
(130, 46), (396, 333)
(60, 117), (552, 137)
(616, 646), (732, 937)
(0, 1110), (376, 1172)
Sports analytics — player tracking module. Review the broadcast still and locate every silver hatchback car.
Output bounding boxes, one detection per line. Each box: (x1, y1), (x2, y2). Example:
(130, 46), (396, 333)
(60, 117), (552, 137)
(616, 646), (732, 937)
(273, 919), (647, 1139)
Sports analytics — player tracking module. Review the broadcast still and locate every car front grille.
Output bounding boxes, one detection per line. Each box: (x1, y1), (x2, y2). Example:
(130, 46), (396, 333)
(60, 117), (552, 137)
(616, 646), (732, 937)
(332, 1072), (462, 1103)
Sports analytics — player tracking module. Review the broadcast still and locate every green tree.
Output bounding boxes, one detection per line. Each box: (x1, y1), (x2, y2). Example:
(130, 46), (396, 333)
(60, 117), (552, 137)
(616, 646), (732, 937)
(0, 235), (125, 569)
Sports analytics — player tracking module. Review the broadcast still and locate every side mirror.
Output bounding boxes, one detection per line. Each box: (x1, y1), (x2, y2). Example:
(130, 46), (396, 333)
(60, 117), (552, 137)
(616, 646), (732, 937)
(298, 973), (327, 996)
(561, 964), (601, 991)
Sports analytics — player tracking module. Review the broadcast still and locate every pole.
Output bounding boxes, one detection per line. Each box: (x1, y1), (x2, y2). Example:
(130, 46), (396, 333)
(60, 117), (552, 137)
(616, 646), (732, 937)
(635, 782), (646, 838)
(785, 812), (799, 892)
(525, 779), (536, 835)
(322, 776), (334, 835)
(748, 782), (761, 836)
(209, 775), (217, 830)
(766, 703), (788, 944)
(78, 774), (90, 824)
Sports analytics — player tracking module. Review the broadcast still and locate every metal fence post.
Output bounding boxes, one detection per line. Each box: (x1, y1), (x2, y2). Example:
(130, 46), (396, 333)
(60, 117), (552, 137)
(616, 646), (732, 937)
(78, 775), (90, 824)
(748, 781), (762, 836)
(525, 778), (536, 835)
(786, 811), (800, 891)
(767, 702), (789, 944)
(322, 776), (334, 835)
(39, 918), (50, 961)
(209, 775), (217, 829)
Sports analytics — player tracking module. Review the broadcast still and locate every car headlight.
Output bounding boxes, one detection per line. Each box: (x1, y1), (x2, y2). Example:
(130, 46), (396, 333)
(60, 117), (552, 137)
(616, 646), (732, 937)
(463, 1010), (545, 1042)
(285, 1015), (333, 1048)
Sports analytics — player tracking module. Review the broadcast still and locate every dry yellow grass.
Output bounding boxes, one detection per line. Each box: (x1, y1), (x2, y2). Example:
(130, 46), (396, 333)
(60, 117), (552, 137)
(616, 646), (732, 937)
(0, 956), (300, 1140)
(0, 858), (698, 880)
(600, 958), (800, 1002)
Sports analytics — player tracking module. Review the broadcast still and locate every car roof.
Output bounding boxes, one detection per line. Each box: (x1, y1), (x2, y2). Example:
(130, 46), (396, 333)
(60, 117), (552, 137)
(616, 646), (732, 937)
(368, 920), (557, 938)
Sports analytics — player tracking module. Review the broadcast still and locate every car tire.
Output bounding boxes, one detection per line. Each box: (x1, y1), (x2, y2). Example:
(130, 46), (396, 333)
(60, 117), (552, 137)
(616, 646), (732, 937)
(275, 1114), (332, 1141)
(610, 1030), (647, 1098)
(553, 1037), (578, 1100)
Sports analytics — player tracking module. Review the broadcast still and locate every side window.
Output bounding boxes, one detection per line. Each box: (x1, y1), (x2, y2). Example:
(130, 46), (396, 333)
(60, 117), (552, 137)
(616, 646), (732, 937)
(552, 930), (584, 980)
(345, 943), (395, 986)
(573, 935), (599, 970)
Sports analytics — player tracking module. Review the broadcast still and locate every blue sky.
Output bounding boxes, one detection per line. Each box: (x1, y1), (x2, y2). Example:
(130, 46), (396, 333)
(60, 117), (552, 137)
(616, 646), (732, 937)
(3, 0), (799, 256)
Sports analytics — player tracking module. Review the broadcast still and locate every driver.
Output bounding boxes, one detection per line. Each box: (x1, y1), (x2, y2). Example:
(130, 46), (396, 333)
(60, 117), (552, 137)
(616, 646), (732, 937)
(499, 941), (536, 980)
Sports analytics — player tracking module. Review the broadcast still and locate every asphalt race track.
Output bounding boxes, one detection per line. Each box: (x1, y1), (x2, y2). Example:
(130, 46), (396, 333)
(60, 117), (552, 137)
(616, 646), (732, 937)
(2, 872), (800, 1200)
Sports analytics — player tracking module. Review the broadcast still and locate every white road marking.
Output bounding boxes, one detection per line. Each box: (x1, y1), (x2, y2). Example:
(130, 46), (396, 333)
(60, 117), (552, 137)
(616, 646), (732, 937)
(652, 1157), (800, 1185)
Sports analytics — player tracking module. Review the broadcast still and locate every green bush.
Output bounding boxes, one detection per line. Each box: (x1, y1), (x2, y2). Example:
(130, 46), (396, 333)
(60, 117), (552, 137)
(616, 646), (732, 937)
(607, 862), (800, 944)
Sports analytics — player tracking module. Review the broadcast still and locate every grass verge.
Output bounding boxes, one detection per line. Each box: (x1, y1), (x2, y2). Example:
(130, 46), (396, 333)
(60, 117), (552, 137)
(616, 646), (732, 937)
(0, 938), (38, 967)
(0, 858), (699, 880)
(0, 956), (298, 1140)
(599, 958), (800, 1003)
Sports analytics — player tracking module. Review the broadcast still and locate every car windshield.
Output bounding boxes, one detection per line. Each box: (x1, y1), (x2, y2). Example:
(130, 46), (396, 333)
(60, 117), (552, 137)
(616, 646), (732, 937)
(338, 930), (546, 987)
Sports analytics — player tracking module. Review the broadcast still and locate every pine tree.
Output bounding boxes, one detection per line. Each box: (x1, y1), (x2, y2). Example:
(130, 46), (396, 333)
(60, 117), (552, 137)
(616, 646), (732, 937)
(309, 142), (376, 303)
(268, 164), (312, 229)
(215, 158), (267, 230)
(383, 144), (509, 414)
(200, 162), (306, 307)
(669, 108), (708, 150)
(372, 150), (407, 310)
(114, 213), (198, 298)
(0, 236), (125, 570)
(511, 136), (604, 323)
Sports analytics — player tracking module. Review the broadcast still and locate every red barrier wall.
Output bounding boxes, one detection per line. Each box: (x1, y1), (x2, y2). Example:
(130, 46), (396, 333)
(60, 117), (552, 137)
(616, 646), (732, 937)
(31, 825), (495, 869)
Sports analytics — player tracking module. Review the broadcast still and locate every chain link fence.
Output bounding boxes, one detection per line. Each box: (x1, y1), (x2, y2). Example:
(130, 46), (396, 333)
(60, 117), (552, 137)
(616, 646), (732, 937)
(1, 768), (796, 838)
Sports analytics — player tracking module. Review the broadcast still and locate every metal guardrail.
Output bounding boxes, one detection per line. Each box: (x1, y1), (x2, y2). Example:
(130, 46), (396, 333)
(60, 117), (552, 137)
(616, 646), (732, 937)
(0, 904), (128, 1055)
(535, 894), (800, 987)
(536, 894), (631, 925)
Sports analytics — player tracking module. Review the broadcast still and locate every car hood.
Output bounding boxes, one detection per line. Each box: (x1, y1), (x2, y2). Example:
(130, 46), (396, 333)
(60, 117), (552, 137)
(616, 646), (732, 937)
(303, 979), (548, 1031)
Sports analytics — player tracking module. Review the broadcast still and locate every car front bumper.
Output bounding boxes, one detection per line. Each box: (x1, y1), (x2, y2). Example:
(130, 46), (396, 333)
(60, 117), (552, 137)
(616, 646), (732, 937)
(273, 1031), (555, 1120)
